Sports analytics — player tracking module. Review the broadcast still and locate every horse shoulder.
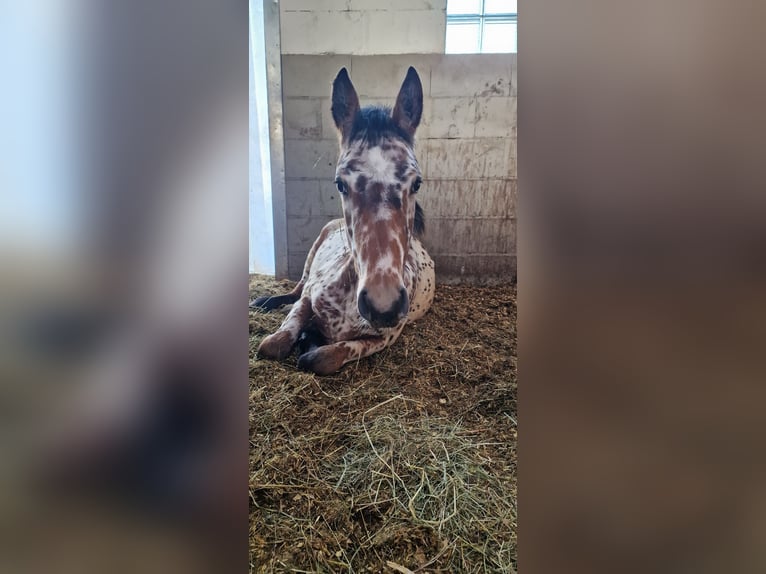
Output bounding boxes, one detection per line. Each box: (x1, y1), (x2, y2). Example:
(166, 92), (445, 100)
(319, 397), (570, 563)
(406, 239), (435, 322)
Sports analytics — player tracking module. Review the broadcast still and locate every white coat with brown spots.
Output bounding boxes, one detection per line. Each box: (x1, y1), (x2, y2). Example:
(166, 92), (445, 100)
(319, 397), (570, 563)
(254, 66), (435, 375)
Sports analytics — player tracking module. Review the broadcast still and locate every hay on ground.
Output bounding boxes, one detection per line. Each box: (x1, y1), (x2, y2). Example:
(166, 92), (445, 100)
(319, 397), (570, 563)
(250, 274), (517, 573)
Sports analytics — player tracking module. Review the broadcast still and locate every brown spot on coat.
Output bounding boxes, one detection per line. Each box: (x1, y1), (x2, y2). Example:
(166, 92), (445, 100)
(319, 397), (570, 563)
(387, 188), (402, 210)
(356, 174), (368, 193)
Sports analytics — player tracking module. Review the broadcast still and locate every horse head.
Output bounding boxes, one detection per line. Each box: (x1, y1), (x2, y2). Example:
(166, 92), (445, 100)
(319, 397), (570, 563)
(331, 66), (425, 328)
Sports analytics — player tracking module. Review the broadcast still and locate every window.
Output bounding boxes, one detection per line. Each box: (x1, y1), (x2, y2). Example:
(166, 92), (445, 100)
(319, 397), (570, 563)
(445, 0), (517, 54)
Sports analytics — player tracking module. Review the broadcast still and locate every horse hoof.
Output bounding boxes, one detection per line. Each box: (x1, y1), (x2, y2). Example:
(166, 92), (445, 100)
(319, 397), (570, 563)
(250, 295), (274, 311)
(297, 347), (344, 376)
(257, 331), (294, 360)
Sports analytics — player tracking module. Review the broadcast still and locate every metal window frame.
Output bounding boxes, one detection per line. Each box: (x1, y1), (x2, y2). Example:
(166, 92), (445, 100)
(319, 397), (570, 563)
(446, 0), (518, 53)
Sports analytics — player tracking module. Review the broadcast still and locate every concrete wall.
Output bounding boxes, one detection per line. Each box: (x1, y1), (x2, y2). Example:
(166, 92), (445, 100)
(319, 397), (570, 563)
(282, 53), (517, 283)
(280, 0), (447, 55)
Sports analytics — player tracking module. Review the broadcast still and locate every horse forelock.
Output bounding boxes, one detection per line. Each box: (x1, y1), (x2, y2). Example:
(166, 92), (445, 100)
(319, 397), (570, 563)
(348, 105), (413, 146)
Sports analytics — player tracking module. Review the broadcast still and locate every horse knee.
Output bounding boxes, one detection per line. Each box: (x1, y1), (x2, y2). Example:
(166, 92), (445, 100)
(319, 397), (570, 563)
(257, 330), (294, 360)
(297, 346), (346, 376)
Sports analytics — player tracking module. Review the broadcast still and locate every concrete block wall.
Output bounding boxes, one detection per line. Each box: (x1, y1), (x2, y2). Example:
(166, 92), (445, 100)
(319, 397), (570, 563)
(282, 53), (517, 283)
(280, 0), (447, 55)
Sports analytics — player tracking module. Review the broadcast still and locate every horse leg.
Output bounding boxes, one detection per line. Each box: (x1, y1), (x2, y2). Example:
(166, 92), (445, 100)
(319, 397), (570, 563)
(256, 297), (313, 360)
(295, 324), (326, 357)
(297, 336), (392, 376)
(250, 283), (303, 311)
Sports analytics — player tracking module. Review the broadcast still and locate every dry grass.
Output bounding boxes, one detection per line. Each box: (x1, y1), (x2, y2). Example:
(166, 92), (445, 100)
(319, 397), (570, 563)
(250, 274), (517, 573)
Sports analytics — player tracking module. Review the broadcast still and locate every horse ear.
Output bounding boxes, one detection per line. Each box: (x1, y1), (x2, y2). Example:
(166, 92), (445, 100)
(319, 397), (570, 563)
(392, 67), (423, 137)
(331, 68), (360, 142)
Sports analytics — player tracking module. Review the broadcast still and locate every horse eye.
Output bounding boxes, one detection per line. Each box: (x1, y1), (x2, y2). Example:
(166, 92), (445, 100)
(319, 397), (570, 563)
(412, 178), (422, 194)
(335, 178), (347, 195)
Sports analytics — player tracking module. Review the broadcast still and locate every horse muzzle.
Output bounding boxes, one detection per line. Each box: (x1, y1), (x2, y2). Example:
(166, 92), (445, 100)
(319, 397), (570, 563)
(358, 287), (409, 329)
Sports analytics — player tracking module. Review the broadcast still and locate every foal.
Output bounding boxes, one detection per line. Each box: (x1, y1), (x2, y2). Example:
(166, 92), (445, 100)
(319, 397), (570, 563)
(254, 67), (435, 375)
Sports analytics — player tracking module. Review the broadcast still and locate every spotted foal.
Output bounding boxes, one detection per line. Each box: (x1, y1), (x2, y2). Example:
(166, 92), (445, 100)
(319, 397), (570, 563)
(254, 66), (435, 375)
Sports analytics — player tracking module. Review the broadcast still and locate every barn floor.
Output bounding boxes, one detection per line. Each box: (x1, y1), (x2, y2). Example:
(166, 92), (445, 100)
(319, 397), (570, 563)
(249, 274), (517, 573)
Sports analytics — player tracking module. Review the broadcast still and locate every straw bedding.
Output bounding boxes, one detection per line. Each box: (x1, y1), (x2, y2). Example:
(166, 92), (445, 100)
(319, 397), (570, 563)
(249, 274), (517, 573)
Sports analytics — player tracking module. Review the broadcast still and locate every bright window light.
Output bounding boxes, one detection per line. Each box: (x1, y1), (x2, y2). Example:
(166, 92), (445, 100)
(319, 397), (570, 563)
(445, 0), (518, 54)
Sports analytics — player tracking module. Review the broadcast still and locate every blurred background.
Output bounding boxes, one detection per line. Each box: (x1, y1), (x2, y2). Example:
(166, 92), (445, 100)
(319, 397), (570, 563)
(0, 1), (247, 572)
(522, 2), (766, 573)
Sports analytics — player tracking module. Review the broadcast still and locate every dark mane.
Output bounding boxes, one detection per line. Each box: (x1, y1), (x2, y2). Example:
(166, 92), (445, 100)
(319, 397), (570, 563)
(414, 202), (425, 237)
(349, 105), (413, 146)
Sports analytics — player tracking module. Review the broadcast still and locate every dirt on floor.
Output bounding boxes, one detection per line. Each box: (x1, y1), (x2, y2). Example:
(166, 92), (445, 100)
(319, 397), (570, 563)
(249, 274), (517, 573)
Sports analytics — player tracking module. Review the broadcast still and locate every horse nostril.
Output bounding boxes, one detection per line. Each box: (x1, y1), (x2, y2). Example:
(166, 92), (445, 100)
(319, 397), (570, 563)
(358, 288), (371, 319)
(398, 288), (409, 317)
